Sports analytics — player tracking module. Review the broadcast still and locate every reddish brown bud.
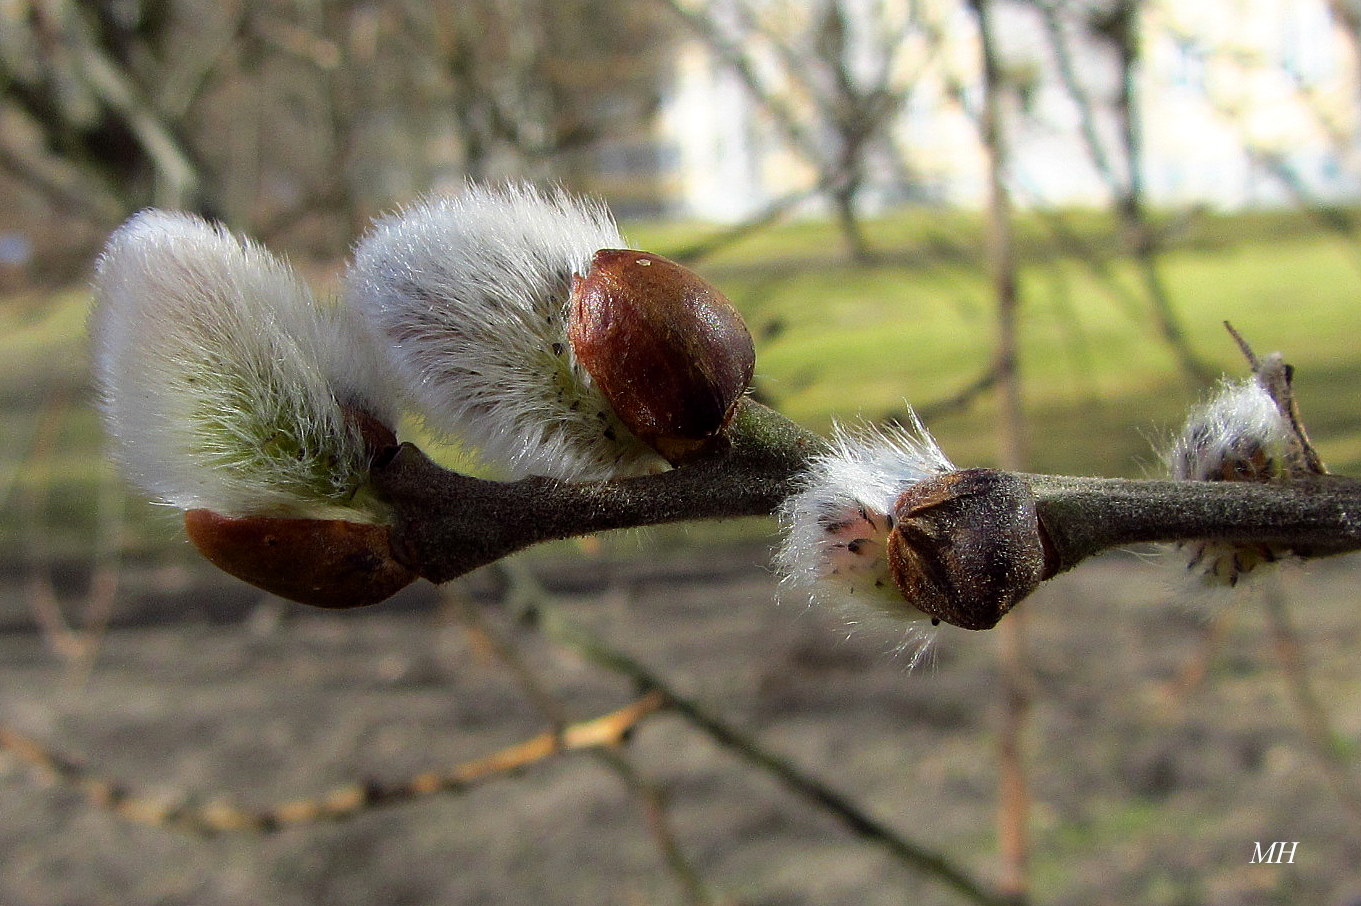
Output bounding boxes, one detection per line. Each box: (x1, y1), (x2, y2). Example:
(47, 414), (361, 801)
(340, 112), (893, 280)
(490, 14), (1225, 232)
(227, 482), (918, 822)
(342, 405), (399, 462)
(184, 509), (417, 608)
(886, 469), (1047, 630)
(568, 249), (755, 463)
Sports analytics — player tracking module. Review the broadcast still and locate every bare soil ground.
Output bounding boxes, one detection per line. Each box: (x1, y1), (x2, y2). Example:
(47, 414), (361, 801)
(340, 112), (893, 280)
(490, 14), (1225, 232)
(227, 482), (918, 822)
(2, 542), (1361, 906)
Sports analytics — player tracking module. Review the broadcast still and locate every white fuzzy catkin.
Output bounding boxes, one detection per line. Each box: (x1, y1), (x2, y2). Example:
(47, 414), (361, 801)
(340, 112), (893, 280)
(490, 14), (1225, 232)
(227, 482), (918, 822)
(92, 210), (394, 520)
(1165, 378), (1290, 483)
(345, 182), (666, 480)
(776, 417), (955, 622)
(1165, 377), (1293, 584)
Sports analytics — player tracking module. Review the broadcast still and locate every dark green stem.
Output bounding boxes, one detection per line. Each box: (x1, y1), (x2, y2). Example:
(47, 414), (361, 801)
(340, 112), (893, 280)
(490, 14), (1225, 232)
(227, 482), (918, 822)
(371, 399), (822, 583)
(1030, 473), (1361, 576)
(371, 400), (1361, 593)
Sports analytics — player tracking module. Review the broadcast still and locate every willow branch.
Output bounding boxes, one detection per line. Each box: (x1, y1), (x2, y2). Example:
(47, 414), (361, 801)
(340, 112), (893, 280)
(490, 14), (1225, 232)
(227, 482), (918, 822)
(372, 399), (822, 583)
(1030, 474), (1361, 576)
(372, 399), (1361, 594)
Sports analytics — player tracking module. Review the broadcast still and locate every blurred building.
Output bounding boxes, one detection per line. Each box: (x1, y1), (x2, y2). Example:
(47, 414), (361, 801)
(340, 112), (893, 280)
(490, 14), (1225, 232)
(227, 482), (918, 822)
(3, 0), (1355, 271)
(603, 0), (1361, 222)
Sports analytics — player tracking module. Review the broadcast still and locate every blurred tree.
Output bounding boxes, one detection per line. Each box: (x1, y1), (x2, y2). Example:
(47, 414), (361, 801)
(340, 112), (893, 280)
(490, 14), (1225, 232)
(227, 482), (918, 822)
(1029, 0), (1213, 384)
(416, 0), (670, 185)
(1327, 0), (1361, 72)
(0, 0), (672, 259)
(659, 0), (940, 263)
(0, 0), (231, 220)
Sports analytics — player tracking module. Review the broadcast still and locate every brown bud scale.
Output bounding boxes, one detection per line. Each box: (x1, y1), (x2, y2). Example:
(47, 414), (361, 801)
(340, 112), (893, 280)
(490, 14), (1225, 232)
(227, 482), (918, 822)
(886, 469), (1046, 630)
(342, 405), (399, 463)
(568, 249), (755, 463)
(184, 509), (417, 608)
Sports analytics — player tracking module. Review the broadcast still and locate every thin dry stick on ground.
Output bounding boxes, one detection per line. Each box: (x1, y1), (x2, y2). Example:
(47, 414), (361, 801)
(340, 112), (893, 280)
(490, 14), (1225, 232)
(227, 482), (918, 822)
(494, 560), (1015, 906)
(443, 585), (720, 906)
(0, 567), (1014, 906)
(0, 694), (664, 836)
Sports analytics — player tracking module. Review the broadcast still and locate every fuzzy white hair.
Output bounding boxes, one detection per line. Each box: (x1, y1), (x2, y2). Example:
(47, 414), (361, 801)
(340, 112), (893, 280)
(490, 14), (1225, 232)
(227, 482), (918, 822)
(345, 182), (666, 480)
(1164, 377), (1292, 584)
(1165, 378), (1290, 482)
(92, 210), (394, 519)
(776, 416), (955, 623)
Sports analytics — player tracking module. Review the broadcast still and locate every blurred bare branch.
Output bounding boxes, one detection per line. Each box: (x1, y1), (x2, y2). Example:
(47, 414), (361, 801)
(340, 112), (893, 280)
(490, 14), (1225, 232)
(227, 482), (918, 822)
(1029, 0), (1213, 385)
(659, 0), (940, 263)
(0, 0), (670, 255)
(1261, 575), (1361, 827)
(448, 586), (722, 906)
(967, 0), (1033, 899)
(0, 111), (124, 222)
(0, 0), (207, 214)
(495, 559), (1014, 906)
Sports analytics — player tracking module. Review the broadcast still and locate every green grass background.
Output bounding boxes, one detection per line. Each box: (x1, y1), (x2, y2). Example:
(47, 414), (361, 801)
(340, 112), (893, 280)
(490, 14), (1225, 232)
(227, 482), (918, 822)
(641, 207), (1361, 476)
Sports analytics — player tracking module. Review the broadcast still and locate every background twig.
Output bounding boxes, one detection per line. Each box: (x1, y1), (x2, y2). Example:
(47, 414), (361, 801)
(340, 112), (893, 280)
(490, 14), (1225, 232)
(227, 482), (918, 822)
(1260, 574), (1361, 826)
(497, 560), (1012, 906)
(446, 585), (722, 906)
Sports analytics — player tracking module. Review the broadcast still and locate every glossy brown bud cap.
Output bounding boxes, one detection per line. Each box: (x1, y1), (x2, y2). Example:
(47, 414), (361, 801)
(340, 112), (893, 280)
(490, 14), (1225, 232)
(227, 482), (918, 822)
(568, 249), (755, 463)
(343, 405), (399, 463)
(886, 469), (1047, 630)
(184, 509), (417, 609)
